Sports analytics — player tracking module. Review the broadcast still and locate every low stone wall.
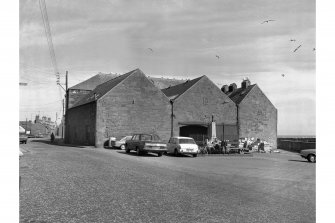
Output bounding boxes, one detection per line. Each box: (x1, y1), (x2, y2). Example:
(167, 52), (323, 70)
(277, 138), (316, 152)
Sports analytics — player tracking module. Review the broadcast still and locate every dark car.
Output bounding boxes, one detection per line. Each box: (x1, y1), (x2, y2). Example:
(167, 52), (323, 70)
(300, 149), (316, 163)
(125, 134), (167, 156)
(19, 134), (28, 144)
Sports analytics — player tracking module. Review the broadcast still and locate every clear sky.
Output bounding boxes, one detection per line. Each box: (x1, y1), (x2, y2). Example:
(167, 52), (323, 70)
(19, 0), (315, 136)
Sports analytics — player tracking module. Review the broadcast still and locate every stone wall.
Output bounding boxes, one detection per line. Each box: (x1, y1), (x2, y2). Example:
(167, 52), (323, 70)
(95, 71), (171, 147)
(238, 85), (277, 148)
(172, 76), (237, 136)
(65, 102), (96, 145)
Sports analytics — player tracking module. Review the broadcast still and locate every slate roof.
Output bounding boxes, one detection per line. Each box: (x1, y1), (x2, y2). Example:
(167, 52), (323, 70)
(72, 69), (138, 108)
(69, 72), (184, 91)
(69, 73), (118, 90)
(226, 84), (256, 104)
(161, 76), (204, 100)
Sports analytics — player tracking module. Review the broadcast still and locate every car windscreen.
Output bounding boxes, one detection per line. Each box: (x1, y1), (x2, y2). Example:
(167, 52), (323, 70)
(141, 134), (161, 141)
(179, 138), (196, 144)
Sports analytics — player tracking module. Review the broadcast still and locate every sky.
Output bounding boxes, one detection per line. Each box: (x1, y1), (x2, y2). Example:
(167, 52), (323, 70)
(19, 0), (316, 136)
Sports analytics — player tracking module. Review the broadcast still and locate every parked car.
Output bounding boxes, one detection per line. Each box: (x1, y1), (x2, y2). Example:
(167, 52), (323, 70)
(105, 136), (132, 149)
(167, 136), (199, 157)
(300, 149), (316, 163)
(125, 134), (167, 156)
(19, 134), (28, 144)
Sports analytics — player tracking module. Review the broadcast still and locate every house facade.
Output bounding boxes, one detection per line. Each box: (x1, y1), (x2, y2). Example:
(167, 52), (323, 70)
(224, 79), (278, 148)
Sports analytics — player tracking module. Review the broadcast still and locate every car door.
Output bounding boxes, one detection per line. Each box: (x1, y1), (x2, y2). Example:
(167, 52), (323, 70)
(130, 134), (139, 150)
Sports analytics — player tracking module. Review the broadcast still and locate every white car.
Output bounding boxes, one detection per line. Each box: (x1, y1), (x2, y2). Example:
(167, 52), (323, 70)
(106, 136), (132, 150)
(167, 136), (199, 157)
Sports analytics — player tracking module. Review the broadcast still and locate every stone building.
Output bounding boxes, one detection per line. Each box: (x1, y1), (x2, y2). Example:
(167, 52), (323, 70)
(19, 120), (49, 136)
(65, 69), (277, 148)
(66, 72), (184, 110)
(162, 76), (237, 145)
(222, 79), (277, 148)
(65, 69), (171, 147)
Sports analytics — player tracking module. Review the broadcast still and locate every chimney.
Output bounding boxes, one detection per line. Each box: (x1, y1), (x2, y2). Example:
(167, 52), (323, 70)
(228, 83), (237, 92)
(221, 85), (229, 93)
(241, 78), (251, 89)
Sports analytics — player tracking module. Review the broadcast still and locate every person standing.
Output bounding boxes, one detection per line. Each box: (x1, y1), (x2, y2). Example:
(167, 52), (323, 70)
(50, 132), (55, 143)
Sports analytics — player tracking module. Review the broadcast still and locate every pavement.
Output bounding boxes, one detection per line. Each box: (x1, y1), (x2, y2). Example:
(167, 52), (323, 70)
(20, 139), (315, 223)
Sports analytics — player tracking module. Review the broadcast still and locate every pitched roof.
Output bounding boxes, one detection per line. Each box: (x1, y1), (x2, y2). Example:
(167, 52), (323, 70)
(69, 73), (118, 90)
(161, 76), (204, 100)
(149, 77), (184, 89)
(226, 84), (256, 104)
(69, 72), (185, 91)
(72, 69), (138, 108)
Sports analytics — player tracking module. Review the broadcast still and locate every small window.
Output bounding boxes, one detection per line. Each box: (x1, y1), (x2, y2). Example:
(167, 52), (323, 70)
(133, 135), (140, 140)
(203, 97), (208, 105)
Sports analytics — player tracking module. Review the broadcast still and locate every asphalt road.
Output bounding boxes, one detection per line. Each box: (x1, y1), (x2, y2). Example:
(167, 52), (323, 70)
(20, 140), (315, 223)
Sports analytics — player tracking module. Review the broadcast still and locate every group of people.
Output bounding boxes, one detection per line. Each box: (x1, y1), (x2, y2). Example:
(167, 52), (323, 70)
(201, 138), (230, 154)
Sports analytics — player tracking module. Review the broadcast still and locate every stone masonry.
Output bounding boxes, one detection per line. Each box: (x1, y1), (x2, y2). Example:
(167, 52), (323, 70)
(238, 85), (277, 148)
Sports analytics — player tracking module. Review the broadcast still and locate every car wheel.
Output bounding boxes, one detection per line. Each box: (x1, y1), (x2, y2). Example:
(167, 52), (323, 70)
(120, 144), (125, 150)
(136, 147), (141, 156)
(308, 154), (316, 163)
(193, 154), (197, 158)
(157, 152), (163, 157)
(174, 149), (178, 156)
(125, 145), (130, 153)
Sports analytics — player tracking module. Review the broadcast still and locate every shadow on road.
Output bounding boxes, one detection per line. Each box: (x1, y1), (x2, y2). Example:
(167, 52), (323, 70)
(164, 153), (194, 158)
(288, 159), (310, 163)
(116, 151), (162, 157)
(30, 139), (86, 148)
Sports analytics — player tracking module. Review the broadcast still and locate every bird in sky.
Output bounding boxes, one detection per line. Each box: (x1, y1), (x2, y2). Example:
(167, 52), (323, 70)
(216, 55), (220, 59)
(313, 48), (316, 51)
(148, 48), (153, 52)
(290, 39), (296, 42)
(281, 74), (285, 77)
(261, 20), (275, 24)
(293, 45), (302, 52)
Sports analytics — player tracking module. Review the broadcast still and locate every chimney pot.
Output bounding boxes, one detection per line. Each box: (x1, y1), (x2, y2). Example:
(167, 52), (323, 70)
(228, 83), (237, 92)
(241, 78), (251, 89)
(221, 85), (229, 93)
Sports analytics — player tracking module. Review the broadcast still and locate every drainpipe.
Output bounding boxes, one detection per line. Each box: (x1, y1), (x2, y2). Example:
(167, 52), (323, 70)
(170, 99), (174, 137)
(236, 104), (240, 140)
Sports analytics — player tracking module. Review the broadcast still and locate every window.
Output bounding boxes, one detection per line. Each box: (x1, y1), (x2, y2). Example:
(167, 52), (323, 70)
(141, 134), (152, 141)
(203, 97), (208, 105)
(179, 138), (196, 144)
(133, 135), (140, 140)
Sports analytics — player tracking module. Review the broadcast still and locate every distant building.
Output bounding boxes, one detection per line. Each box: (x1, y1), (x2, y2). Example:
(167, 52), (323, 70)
(223, 78), (277, 148)
(19, 120), (49, 136)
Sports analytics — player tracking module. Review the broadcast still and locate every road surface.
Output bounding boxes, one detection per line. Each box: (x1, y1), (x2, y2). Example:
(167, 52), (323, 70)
(20, 140), (315, 223)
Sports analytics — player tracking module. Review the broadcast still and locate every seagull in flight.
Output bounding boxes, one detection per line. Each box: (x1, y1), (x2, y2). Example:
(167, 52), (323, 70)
(148, 48), (153, 52)
(293, 45), (302, 52)
(216, 55), (220, 59)
(313, 48), (316, 51)
(281, 74), (285, 77)
(261, 20), (275, 24)
(290, 39), (296, 42)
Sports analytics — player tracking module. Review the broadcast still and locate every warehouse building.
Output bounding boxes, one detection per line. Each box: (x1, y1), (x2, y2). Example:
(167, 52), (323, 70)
(65, 69), (277, 148)
(222, 79), (277, 148)
(65, 69), (172, 147)
(161, 75), (237, 145)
